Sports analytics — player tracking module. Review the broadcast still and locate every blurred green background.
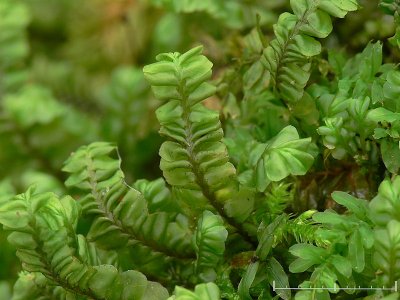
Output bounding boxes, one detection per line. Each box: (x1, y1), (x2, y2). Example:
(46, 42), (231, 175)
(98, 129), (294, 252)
(0, 0), (395, 296)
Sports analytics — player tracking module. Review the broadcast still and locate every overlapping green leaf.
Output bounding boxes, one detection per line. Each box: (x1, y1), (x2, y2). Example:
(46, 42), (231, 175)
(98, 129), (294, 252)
(63, 142), (194, 259)
(134, 178), (180, 213)
(193, 211), (228, 281)
(12, 272), (79, 300)
(249, 125), (317, 191)
(261, 0), (359, 102)
(144, 46), (254, 240)
(374, 220), (400, 286)
(0, 188), (168, 300)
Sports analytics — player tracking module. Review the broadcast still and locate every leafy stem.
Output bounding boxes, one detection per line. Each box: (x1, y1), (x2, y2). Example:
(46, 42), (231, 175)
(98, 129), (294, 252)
(84, 150), (195, 260)
(272, 7), (315, 95)
(177, 80), (256, 247)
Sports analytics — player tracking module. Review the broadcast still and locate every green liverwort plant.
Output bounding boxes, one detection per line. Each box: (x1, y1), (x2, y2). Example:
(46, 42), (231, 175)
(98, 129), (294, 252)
(2, 0), (400, 299)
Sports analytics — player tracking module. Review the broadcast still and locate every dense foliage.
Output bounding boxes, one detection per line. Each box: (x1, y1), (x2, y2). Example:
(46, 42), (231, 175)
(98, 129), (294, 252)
(1, 0), (400, 299)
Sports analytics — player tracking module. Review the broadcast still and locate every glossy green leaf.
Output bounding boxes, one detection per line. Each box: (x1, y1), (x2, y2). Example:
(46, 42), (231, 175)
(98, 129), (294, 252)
(266, 257), (291, 300)
(252, 126), (317, 187)
(238, 262), (259, 300)
(348, 231), (365, 272)
(331, 192), (368, 219)
(193, 210), (228, 281)
(367, 107), (400, 123)
(331, 255), (352, 278)
(381, 139), (400, 174)
(289, 243), (331, 274)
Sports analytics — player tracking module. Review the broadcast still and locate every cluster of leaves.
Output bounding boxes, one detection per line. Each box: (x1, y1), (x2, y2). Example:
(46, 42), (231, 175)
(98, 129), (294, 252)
(2, 0), (400, 299)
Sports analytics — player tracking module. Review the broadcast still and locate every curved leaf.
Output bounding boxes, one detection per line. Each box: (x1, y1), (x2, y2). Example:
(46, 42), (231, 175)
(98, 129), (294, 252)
(251, 126), (317, 190)
(193, 211), (228, 281)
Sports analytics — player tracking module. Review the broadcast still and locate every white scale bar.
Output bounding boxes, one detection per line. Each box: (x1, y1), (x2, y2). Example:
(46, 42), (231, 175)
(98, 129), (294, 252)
(272, 281), (398, 292)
